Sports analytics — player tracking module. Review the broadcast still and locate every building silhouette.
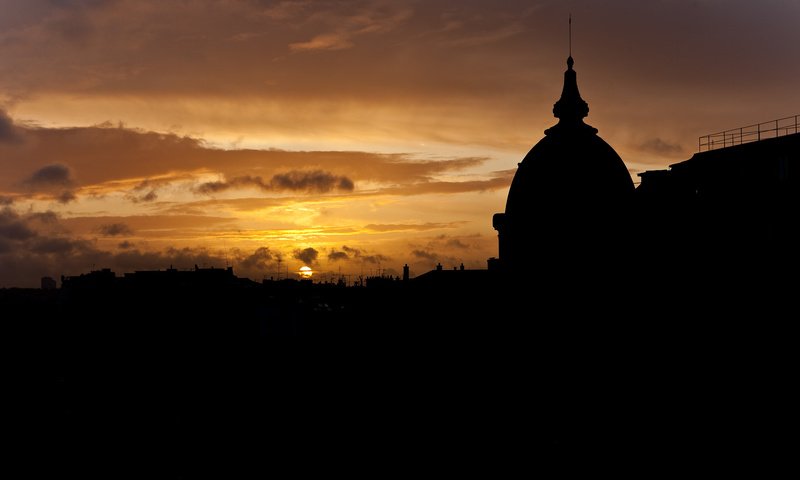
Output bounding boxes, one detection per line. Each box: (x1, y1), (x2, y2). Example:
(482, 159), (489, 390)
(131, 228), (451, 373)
(491, 55), (633, 278)
(4, 46), (798, 476)
(636, 126), (799, 271)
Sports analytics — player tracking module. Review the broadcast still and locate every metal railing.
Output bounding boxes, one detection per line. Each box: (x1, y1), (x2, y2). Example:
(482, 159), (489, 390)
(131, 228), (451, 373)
(698, 115), (799, 152)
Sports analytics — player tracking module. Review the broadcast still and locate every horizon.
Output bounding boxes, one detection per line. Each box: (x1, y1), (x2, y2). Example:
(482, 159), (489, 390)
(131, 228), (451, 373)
(2, 0), (799, 287)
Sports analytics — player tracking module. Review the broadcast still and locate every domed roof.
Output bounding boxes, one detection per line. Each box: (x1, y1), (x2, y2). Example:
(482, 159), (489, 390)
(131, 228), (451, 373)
(504, 57), (633, 217)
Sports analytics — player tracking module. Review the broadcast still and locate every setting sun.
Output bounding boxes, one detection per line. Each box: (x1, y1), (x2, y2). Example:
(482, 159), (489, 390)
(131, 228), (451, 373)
(298, 266), (313, 279)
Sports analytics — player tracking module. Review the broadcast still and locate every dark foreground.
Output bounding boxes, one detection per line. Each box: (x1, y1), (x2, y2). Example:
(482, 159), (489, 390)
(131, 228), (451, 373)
(3, 273), (793, 477)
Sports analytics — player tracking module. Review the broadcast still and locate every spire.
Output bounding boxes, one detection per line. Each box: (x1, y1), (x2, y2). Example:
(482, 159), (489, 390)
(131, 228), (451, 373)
(545, 16), (595, 135)
(552, 55), (589, 123)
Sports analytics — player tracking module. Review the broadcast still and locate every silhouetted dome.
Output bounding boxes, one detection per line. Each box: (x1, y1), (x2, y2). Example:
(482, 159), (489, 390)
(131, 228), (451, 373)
(505, 56), (633, 216)
(505, 131), (633, 216)
(492, 56), (633, 273)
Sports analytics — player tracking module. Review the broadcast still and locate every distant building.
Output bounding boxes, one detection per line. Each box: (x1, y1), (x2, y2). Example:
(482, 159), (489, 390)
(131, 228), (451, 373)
(41, 276), (57, 290)
(61, 265), (258, 290)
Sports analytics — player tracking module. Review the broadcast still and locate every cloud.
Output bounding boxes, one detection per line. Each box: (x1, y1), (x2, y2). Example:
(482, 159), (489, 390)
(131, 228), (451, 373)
(261, 1), (312, 21)
(24, 164), (74, 188)
(442, 23), (527, 48)
(96, 223), (133, 236)
(59, 214), (236, 236)
(290, 33), (354, 52)
(271, 170), (355, 192)
(287, 3), (413, 52)
(0, 208), (311, 286)
(411, 249), (437, 261)
(328, 245), (389, 265)
(376, 174), (513, 196)
(328, 250), (349, 262)
(0, 208), (37, 240)
(30, 236), (92, 255)
(342, 245), (361, 255)
(56, 191), (77, 204)
(0, 109), (20, 143)
(0, 196), (15, 206)
(293, 247), (318, 265)
(445, 238), (470, 249)
(364, 222), (464, 232)
(0, 121), (487, 198)
(18, 162), (79, 204)
(639, 138), (684, 156)
(360, 254), (388, 265)
(124, 177), (183, 203)
(196, 170), (355, 195)
(195, 175), (269, 194)
(239, 246), (283, 271)
(127, 190), (158, 203)
(27, 211), (60, 224)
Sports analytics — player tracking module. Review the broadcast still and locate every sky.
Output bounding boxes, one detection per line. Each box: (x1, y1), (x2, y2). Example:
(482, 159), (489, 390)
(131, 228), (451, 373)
(1, 0), (798, 287)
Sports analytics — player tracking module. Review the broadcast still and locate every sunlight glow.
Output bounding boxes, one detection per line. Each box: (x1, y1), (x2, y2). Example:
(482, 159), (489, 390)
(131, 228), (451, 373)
(299, 266), (313, 279)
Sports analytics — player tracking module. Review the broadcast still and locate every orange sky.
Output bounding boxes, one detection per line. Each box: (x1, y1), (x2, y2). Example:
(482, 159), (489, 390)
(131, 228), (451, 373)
(1, 0), (798, 286)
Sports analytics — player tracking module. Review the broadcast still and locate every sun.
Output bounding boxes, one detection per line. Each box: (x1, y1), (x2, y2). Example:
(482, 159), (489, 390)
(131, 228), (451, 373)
(298, 266), (313, 279)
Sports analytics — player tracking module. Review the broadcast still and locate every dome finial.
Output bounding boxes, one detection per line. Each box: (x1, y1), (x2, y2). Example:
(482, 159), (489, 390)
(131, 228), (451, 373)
(546, 16), (595, 135)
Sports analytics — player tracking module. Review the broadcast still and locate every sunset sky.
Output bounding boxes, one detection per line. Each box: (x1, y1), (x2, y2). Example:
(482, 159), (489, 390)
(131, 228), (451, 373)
(1, 0), (798, 286)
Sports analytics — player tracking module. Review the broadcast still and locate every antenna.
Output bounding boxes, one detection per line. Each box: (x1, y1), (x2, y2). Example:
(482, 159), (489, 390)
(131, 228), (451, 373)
(569, 14), (572, 57)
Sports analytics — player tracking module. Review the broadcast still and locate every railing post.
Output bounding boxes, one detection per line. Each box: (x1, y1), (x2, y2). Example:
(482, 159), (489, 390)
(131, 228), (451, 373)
(758, 123), (761, 141)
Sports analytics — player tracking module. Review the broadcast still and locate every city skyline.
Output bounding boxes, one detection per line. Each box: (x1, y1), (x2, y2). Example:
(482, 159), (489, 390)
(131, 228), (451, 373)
(1, 0), (799, 286)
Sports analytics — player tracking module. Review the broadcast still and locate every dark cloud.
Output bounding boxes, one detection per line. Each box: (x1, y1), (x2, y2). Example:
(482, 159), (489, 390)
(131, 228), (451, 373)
(127, 190), (158, 203)
(271, 170), (355, 193)
(360, 254), (388, 265)
(96, 223), (133, 236)
(195, 175), (270, 194)
(0, 121), (487, 198)
(411, 249), (437, 261)
(27, 211), (60, 224)
(0, 209), (37, 240)
(340, 245), (357, 253)
(0, 196), (15, 206)
(639, 138), (684, 156)
(445, 238), (470, 249)
(239, 246), (283, 272)
(0, 109), (20, 143)
(56, 191), (77, 204)
(293, 247), (319, 265)
(124, 177), (186, 203)
(118, 240), (134, 249)
(24, 164), (74, 188)
(30, 237), (91, 255)
(196, 171), (355, 195)
(328, 245), (389, 265)
(328, 251), (349, 262)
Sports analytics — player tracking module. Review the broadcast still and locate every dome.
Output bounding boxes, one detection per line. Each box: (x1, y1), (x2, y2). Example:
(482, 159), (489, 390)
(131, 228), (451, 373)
(492, 56), (633, 272)
(505, 132), (633, 217)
